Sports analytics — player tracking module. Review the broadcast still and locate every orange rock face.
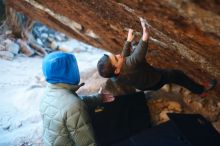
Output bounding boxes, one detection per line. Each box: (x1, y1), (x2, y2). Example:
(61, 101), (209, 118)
(7, 0), (220, 97)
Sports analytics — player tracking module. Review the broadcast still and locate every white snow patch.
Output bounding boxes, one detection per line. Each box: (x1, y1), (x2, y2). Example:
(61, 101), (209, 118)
(0, 40), (107, 145)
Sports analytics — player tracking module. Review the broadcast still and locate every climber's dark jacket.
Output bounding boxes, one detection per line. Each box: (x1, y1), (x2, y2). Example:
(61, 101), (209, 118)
(115, 40), (162, 90)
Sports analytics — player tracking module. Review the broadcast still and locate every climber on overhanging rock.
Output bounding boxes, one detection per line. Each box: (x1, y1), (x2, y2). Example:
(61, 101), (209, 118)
(97, 17), (217, 97)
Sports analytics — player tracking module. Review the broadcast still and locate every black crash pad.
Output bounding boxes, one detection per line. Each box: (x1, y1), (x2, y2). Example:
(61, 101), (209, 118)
(91, 92), (151, 146)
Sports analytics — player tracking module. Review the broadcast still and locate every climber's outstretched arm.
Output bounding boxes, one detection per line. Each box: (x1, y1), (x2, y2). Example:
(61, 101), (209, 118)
(121, 29), (135, 57)
(126, 18), (149, 66)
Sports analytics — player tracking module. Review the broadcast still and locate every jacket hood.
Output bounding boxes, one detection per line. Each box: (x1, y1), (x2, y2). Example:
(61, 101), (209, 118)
(42, 51), (80, 85)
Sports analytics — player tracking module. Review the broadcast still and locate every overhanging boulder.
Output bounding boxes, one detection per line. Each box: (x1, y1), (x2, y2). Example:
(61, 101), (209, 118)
(6, 0), (220, 95)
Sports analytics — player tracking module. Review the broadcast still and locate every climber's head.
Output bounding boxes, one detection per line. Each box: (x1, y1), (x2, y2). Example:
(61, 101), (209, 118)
(97, 53), (124, 78)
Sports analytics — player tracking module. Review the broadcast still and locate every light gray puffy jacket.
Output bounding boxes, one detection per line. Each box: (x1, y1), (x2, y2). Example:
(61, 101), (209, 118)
(40, 83), (101, 146)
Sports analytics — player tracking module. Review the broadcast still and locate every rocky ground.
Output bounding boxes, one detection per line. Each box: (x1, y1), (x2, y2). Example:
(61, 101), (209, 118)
(148, 86), (220, 133)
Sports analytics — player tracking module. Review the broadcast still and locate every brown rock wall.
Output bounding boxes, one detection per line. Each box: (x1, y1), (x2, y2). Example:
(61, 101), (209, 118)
(6, 0), (220, 96)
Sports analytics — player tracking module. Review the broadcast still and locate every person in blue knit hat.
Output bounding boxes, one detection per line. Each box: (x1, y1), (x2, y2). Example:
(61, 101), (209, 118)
(40, 51), (114, 146)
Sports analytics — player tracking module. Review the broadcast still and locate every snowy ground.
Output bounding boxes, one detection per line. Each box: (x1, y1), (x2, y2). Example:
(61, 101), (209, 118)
(0, 40), (107, 146)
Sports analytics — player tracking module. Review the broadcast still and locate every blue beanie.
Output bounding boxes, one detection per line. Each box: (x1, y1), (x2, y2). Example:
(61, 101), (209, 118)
(42, 51), (80, 85)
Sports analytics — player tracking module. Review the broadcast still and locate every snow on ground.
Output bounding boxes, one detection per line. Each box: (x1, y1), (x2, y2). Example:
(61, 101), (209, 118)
(0, 40), (107, 145)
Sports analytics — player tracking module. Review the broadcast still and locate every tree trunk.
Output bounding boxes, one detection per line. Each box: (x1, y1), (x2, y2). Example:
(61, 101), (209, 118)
(5, 4), (33, 38)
